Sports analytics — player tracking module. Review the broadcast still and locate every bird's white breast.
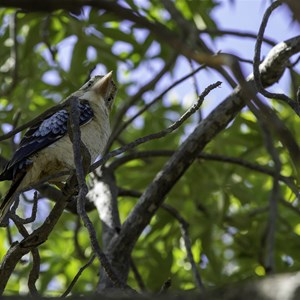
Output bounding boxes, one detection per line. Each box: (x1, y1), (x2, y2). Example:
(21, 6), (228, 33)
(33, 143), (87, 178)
(22, 102), (111, 187)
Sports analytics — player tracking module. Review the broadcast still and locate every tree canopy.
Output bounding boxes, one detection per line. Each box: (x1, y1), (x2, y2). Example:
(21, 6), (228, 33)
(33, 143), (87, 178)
(0, 1), (300, 299)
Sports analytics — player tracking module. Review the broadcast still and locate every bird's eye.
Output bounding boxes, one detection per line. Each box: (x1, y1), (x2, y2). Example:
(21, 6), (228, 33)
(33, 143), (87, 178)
(87, 81), (93, 87)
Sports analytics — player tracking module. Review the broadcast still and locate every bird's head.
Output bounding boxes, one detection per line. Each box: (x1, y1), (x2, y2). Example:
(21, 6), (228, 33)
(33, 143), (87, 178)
(77, 71), (117, 112)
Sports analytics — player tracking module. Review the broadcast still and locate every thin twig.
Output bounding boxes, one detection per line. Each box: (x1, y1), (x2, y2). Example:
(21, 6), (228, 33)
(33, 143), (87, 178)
(61, 254), (96, 298)
(253, 1), (300, 115)
(198, 28), (277, 47)
(68, 98), (124, 289)
(288, 54), (300, 68)
(109, 150), (174, 170)
(28, 249), (40, 296)
(91, 81), (221, 171)
(161, 0), (237, 88)
(118, 188), (141, 198)
(237, 57), (254, 65)
(0, 174), (77, 295)
(247, 94), (300, 182)
(197, 153), (297, 195)
(289, 68), (299, 101)
(188, 59), (202, 122)
(162, 204), (204, 291)
(261, 123), (281, 274)
(73, 216), (86, 260)
(159, 278), (172, 294)
(9, 191), (39, 225)
(279, 197), (300, 216)
(246, 96), (282, 274)
(10, 213), (30, 237)
(9, 219), (41, 296)
(9, 197), (40, 296)
(110, 150), (297, 196)
(109, 65), (205, 146)
(130, 258), (146, 292)
(108, 52), (178, 150)
(6, 226), (13, 245)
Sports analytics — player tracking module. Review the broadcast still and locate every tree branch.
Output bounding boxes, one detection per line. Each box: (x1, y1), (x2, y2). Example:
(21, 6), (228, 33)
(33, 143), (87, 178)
(0, 175), (77, 295)
(199, 28), (277, 47)
(109, 150), (298, 196)
(162, 204), (204, 291)
(61, 254), (96, 298)
(91, 81), (221, 171)
(108, 64), (205, 149)
(105, 36), (300, 278)
(253, 1), (300, 115)
(68, 98), (124, 289)
(108, 52), (178, 150)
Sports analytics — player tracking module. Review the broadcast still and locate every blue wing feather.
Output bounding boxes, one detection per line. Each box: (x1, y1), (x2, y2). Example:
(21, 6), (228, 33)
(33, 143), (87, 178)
(0, 100), (94, 181)
(33, 110), (68, 137)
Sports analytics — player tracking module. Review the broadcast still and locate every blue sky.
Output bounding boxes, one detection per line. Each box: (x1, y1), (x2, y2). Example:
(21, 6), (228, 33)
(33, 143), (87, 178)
(168, 0), (300, 117)
(212, 0), (300, 84)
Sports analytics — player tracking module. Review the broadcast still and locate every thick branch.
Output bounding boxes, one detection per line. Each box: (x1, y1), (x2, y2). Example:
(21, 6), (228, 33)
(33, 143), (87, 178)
(106, 36), (300, 272)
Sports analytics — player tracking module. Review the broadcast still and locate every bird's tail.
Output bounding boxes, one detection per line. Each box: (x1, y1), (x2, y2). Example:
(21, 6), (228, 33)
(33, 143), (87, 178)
(0, 172), (26, 225)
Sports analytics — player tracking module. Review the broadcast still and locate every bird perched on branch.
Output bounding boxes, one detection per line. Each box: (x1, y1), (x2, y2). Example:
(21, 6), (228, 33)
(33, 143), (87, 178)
(0, 71), (117, 225)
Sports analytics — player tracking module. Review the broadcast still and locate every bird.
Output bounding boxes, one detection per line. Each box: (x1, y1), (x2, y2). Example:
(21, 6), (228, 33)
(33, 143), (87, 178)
(0, 71), (117, 225)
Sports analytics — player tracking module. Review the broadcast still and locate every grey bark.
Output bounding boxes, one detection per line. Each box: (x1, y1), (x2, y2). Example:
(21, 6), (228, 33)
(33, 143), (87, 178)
(101, 36), (300, 286)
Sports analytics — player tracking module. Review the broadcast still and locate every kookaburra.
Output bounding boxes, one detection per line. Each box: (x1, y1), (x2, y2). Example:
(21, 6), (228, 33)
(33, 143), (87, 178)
(0, 71), (117, 224)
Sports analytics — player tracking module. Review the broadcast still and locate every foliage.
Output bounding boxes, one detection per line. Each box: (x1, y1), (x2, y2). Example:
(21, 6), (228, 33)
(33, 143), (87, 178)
(0, 0), (300, 297)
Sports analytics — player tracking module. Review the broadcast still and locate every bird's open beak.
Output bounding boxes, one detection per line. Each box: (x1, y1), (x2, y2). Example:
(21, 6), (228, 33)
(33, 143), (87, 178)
(92, 71), (113, 97)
